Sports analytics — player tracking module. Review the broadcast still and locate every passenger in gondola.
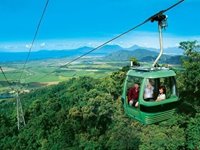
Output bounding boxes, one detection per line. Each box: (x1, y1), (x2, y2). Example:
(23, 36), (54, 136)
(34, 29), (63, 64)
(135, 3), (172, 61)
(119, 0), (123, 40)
(144, 81), (154, 101)
(128, 83), (139, 107)
(156, 86), (166, 101)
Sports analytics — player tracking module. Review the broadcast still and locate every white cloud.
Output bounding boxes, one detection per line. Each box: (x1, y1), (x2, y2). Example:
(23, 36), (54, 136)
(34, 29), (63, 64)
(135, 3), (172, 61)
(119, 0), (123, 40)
(111, 31), (200, 48)
(40, 42), (46, 47)
(25, 44), (31, 49)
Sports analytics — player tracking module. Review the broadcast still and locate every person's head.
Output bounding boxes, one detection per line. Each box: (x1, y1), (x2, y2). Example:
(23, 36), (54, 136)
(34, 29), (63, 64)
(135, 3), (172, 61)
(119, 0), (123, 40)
(149, 79), (154, 85)
(159, 86), (166, 94)
(133, 83), (139, 90)
(147, 82), (152, 88)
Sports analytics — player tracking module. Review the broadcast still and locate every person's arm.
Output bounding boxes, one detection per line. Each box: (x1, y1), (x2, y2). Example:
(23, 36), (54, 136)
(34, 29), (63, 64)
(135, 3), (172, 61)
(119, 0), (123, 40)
(128, 88), (132, 101)
(156, 94), (166, 101)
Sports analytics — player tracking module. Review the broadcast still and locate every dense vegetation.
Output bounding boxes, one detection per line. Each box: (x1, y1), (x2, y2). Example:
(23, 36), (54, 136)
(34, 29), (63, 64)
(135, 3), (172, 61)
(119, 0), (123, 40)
(0, 41), (200, 149)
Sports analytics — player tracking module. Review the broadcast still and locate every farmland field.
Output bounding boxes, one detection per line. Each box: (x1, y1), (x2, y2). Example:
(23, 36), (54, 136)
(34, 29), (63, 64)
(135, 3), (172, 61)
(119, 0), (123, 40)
(0, 56), (182, 96)
(0, 57), (130, 93)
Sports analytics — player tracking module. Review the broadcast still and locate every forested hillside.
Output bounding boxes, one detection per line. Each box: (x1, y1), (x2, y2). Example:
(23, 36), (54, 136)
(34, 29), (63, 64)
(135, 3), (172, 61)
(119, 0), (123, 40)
(104, 49), (182, 64)
(0, 41), (200, 149)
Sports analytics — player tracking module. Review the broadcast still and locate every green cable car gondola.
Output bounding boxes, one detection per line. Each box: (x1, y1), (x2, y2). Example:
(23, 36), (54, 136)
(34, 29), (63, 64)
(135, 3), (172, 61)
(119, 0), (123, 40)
(121, 68), (179, 124)
(121, 13), (180, 124)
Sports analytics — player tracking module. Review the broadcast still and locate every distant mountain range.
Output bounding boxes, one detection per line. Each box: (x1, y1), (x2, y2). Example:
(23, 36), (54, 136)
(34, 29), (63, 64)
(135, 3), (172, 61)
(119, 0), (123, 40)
(128, 45), (183, 55)
(104, 48), (183, 64)
(105, 49), (159, 61)
(0, 44), (183, 63)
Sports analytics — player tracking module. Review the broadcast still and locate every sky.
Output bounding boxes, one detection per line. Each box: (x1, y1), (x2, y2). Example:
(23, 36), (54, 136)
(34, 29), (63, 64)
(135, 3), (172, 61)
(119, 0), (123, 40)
(0, 0), (200, 52)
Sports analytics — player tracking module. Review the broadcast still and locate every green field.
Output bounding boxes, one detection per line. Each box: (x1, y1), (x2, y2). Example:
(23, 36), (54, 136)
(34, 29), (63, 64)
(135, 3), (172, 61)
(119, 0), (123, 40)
(0, 58), (129, 92)
(0, 57), (182, 94)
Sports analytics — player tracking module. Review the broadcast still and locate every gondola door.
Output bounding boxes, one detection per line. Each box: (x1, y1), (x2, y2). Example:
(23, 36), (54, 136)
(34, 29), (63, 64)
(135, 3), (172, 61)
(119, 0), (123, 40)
(122, 75), (144, 122)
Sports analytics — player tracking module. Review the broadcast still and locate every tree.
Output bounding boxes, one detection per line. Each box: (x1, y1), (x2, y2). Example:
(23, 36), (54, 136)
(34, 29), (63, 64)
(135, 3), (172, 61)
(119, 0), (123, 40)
(178, 41), (200, 106)
(106, 121), (141, 150)
(130, 57), (140, 66)
(139, 124), (185, 150)
(186, 113), (200, 150)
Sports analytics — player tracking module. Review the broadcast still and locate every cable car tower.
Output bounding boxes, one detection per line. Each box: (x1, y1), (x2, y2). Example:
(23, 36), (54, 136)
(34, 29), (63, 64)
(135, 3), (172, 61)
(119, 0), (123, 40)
(16, 90), (26, 130)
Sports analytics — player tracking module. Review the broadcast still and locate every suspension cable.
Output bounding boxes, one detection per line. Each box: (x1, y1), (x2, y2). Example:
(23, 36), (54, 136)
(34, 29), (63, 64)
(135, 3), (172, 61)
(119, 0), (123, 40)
(35, 0), (184, 81)
(18, 0), (50, 82)
(0, 66), (14, 90)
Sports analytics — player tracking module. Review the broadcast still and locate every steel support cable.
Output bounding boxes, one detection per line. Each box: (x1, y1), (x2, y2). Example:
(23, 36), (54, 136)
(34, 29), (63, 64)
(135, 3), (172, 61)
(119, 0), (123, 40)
(0, 66), (14, 90)
(0, 0), (50, 129)
(18, 0), (50, 82)
(0, 66), (24, 130)
(0, 0), (50, 130)
(34, 0), (185, 81)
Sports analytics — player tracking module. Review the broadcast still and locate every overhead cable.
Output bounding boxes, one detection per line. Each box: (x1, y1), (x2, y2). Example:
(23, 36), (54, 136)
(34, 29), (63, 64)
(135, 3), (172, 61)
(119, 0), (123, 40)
(36, 0), (184, 81)
(18, 0), (50, 82)
(0, 66), (14, 90)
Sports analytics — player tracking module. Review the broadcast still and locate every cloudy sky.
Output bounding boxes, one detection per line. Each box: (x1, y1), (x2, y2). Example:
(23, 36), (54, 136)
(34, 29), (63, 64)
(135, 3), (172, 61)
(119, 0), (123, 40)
(0, 0), (199, 51)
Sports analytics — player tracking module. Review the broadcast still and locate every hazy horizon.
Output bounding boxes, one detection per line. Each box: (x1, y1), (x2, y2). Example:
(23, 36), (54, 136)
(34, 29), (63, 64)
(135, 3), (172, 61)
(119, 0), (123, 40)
(0, 42), (183, 53)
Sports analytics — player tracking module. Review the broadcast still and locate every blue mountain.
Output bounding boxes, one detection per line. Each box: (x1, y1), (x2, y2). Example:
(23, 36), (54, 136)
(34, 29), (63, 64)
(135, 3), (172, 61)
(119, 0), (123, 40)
(0, 44), (182, 63)
(0, 44), (123, 62)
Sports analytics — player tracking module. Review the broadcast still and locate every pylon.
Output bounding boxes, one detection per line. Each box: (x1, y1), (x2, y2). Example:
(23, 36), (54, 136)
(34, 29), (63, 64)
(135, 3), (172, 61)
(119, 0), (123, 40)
(16, 91), (26, 130)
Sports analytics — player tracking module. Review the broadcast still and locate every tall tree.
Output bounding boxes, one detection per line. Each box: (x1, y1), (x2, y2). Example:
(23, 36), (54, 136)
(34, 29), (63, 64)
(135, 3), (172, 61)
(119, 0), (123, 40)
(130, 57), (140, 66)
(178, 41), (200, 106)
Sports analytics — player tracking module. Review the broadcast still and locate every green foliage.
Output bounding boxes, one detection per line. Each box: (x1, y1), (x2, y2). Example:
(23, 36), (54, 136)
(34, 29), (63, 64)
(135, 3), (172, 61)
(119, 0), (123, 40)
(186, 113), (200, 150)
(177, 41), (200, 112)
(106, 120), (141, 149)
(140, 125), (185, 150)
(130, 57), (140, 66)
(1, 44), (200, 149)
